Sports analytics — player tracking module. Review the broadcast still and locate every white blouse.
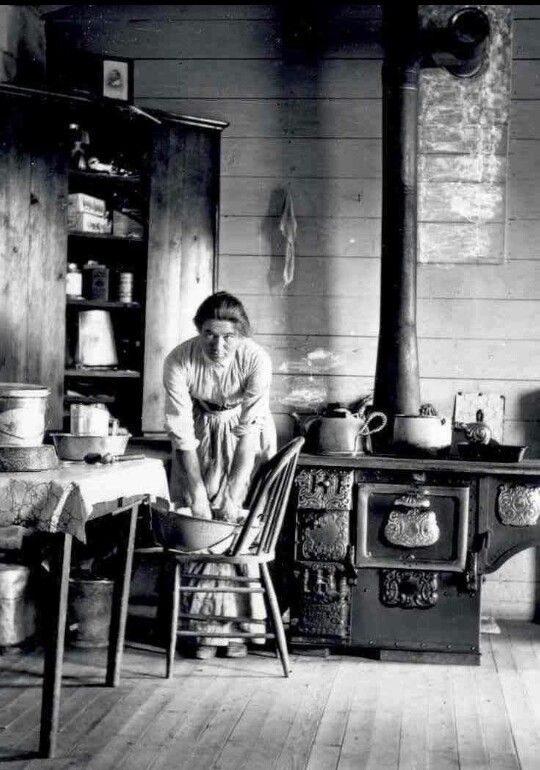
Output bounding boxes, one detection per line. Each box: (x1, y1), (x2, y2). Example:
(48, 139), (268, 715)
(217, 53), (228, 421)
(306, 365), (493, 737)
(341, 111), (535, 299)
(163, 335), (273, 451)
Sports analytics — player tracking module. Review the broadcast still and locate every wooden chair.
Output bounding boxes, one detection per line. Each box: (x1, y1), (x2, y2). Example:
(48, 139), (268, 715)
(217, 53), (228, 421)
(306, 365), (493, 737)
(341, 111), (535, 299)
(158, 437), (304, 678)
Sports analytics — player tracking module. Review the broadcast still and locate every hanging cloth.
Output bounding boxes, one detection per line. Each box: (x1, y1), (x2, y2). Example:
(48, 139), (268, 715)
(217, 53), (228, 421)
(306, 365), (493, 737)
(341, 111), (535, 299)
(279, 187), (297, 289)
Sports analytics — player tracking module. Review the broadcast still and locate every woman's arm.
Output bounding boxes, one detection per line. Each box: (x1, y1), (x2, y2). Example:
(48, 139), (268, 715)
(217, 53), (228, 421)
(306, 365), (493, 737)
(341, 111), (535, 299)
(174, 448), (212, 518)
(163, 349), (212, 518)
(225, 432), (258, 507)
(220, 344), (273, 516)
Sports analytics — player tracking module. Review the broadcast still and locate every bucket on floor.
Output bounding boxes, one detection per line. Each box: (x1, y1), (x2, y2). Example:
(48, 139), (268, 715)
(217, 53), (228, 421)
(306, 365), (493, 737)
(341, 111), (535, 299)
(0, 383), (49, 447)
(0, 564), (36, 647)
(68, 578), (114, 648)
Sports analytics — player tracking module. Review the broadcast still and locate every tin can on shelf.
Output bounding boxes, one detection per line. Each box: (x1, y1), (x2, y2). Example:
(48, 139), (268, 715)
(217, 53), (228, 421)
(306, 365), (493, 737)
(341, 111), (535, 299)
(117, 271), (134, 303)
(82, 261), (109, 301)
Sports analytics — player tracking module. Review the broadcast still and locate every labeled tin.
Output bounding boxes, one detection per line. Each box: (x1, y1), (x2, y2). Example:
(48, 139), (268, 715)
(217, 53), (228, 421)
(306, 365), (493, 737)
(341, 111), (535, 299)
(117, 271), (134, 303)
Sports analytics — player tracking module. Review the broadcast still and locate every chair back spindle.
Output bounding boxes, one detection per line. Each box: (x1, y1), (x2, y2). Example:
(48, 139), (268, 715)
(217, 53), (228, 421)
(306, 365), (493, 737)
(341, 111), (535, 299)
(232, 437), (304, 558)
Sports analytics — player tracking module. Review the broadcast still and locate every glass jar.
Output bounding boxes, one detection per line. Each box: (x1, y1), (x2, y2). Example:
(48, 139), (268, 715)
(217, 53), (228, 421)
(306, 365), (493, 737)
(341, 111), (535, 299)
(66, 263), (82, 297)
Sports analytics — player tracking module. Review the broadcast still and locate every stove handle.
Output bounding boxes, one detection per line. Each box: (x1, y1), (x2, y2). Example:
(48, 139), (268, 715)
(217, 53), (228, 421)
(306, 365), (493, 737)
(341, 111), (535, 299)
(343, 545), (359, 586)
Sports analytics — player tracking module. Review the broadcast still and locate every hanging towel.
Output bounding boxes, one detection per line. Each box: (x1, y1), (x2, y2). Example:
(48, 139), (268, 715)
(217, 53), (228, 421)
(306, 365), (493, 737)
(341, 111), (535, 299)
(279, 187), (297, 289)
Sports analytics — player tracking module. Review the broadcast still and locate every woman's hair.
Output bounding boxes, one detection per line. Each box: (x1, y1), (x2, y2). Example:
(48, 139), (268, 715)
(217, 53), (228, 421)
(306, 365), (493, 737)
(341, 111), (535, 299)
(193, 291), (251, 336)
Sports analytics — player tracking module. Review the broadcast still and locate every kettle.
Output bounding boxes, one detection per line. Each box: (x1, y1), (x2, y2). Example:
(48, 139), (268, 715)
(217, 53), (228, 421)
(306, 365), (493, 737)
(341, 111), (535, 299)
(293, 403), (387, 455)
(464, 409), (492, 445)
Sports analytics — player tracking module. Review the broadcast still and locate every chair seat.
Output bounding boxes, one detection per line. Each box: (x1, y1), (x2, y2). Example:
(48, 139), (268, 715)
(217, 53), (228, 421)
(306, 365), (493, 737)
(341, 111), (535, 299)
(176, 630), (273, 638)
(134, 547), (273, 566)
(166, 550), (274, 565)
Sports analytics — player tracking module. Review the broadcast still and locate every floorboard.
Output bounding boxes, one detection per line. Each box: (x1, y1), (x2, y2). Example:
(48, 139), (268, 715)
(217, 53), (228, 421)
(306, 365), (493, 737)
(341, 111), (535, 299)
(0, 623), (538, 770)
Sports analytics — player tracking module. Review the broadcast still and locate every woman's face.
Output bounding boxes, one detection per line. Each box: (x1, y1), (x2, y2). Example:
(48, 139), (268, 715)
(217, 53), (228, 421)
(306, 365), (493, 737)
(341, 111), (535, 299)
(199, 319), (241, 364)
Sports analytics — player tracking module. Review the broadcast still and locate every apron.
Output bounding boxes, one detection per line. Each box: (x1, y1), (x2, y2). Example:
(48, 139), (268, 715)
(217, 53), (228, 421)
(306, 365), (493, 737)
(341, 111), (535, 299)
(170, 399), (276, 647)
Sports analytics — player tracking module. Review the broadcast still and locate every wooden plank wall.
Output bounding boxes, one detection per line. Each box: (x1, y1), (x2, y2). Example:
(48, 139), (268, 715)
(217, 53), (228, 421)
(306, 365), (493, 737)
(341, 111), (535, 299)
(43, 3), (540, 459)
(44, 4), (539, 618)
(0, 5), (45, 83)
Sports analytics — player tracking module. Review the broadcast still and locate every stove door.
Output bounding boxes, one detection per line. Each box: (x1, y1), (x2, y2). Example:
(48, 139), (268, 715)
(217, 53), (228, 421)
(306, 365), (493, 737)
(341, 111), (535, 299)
(352, 480), (479, 657)
(355, 482), (470, 571)
(350, 568), (481, 656)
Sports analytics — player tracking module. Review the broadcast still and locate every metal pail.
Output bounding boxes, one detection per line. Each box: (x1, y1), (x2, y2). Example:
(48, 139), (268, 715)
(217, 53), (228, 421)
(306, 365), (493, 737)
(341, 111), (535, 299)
(0, 383), (49, 447)
(68, 578), (114, 648)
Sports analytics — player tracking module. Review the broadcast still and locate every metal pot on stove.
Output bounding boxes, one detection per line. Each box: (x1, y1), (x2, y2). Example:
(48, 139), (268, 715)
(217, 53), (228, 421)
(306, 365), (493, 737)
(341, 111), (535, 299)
(392, 404), (452, 455)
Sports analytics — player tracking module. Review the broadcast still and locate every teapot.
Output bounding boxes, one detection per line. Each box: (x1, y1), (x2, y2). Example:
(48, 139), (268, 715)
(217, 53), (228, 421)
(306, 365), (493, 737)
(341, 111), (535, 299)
(464, 409), (492, 446)
(292, 403), (387, 455)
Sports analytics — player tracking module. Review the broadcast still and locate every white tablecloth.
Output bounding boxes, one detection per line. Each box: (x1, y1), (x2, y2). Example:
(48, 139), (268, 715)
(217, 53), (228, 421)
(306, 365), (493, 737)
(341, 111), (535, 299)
(0, 458), (170, 542)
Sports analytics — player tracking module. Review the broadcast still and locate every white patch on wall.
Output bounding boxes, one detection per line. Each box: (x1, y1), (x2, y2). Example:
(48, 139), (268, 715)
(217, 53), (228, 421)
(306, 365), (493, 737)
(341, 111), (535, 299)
(306, 348), (343, 369)
(418, 5), (512, 264)
(278, 377), (328, 410)
(279, 347), (344, 374)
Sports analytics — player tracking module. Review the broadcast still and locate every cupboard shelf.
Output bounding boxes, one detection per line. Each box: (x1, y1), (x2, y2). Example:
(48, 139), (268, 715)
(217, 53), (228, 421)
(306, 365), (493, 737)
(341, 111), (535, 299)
(66, 298), (142, 310)
(65, 369), (141, 379)
(69, 170), (142, 185)
(64, 394), (116, 405)
(68, 232), (145, 243)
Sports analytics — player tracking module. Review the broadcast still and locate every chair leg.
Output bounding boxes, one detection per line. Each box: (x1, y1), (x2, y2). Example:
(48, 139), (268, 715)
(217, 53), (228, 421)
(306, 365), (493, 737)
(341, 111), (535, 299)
(166, 562), (180, 679)
(260, 563), (291, 677)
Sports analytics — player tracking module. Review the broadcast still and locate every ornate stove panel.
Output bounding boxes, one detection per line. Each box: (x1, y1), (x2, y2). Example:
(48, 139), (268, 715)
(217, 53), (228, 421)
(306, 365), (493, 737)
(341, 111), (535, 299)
(497, 484), (540, 527)
(291, 468), (354, 642)
(380, 569), (439, 609)
(291, 562), (351, 640)
(296, 509), (349, 562)
(295, 469), (354, 511)
(356, 483), (470, 571)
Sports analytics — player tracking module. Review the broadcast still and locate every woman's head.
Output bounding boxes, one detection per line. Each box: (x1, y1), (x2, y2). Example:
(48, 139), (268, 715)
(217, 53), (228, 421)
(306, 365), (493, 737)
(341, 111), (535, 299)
(194, 292), (251, 364)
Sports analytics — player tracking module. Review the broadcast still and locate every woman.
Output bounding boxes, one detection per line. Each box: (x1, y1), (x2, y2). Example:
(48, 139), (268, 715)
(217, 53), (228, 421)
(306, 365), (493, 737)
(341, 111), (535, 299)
(163, 291), (276, 658)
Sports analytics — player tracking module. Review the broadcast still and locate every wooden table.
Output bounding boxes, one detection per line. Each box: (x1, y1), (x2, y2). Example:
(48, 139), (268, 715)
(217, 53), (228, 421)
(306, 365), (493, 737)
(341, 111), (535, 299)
(0, 457), (169, 758)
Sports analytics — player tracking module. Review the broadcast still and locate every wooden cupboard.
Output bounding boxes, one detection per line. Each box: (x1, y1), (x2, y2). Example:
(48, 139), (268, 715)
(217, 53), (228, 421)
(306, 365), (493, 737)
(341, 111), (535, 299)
(0, 86), (67, 431)
(0, 84), (226, 436)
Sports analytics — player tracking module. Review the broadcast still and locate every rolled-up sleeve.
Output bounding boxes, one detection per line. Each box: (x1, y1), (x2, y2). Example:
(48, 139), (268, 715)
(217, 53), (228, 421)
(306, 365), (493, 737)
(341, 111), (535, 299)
(163, 350), (199, 451)
(233, 347), (272, 438)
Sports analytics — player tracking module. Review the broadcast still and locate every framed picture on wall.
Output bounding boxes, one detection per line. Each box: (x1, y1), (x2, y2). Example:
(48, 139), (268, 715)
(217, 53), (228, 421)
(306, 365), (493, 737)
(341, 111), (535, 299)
(102, 58), (133, 103)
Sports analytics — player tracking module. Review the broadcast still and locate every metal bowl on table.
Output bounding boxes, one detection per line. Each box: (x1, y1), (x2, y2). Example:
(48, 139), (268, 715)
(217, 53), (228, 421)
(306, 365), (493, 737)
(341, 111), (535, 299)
(50, 433), (131, 461)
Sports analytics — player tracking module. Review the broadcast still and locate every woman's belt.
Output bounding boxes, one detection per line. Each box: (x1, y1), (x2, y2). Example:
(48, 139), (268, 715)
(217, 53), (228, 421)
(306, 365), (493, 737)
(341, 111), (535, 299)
(193, 398), (241, 414)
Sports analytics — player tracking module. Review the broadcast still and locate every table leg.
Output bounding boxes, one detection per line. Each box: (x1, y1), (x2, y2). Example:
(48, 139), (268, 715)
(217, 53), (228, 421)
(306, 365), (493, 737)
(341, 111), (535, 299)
(39, 532), (73, 758)
(106, 503), (139, 687)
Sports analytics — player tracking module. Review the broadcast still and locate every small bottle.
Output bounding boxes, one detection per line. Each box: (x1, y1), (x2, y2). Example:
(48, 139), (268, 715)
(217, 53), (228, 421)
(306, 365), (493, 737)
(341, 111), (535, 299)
(66, 263), (83, 297)
(69, 124), (89, 171)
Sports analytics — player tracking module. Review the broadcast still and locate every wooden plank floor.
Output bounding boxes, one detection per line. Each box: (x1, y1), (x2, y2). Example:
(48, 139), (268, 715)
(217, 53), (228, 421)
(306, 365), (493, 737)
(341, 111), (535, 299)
(0, 621), (539, 770)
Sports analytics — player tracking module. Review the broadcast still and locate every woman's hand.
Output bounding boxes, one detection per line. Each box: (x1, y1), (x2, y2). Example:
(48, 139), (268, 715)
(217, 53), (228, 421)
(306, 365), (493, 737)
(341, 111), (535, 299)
(191, 488), (212, 519)
(214, 489), (242, 523)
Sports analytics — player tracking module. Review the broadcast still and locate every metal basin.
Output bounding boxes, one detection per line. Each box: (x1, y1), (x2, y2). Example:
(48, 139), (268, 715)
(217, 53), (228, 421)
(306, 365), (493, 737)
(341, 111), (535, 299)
(50, 433), (130, 461)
